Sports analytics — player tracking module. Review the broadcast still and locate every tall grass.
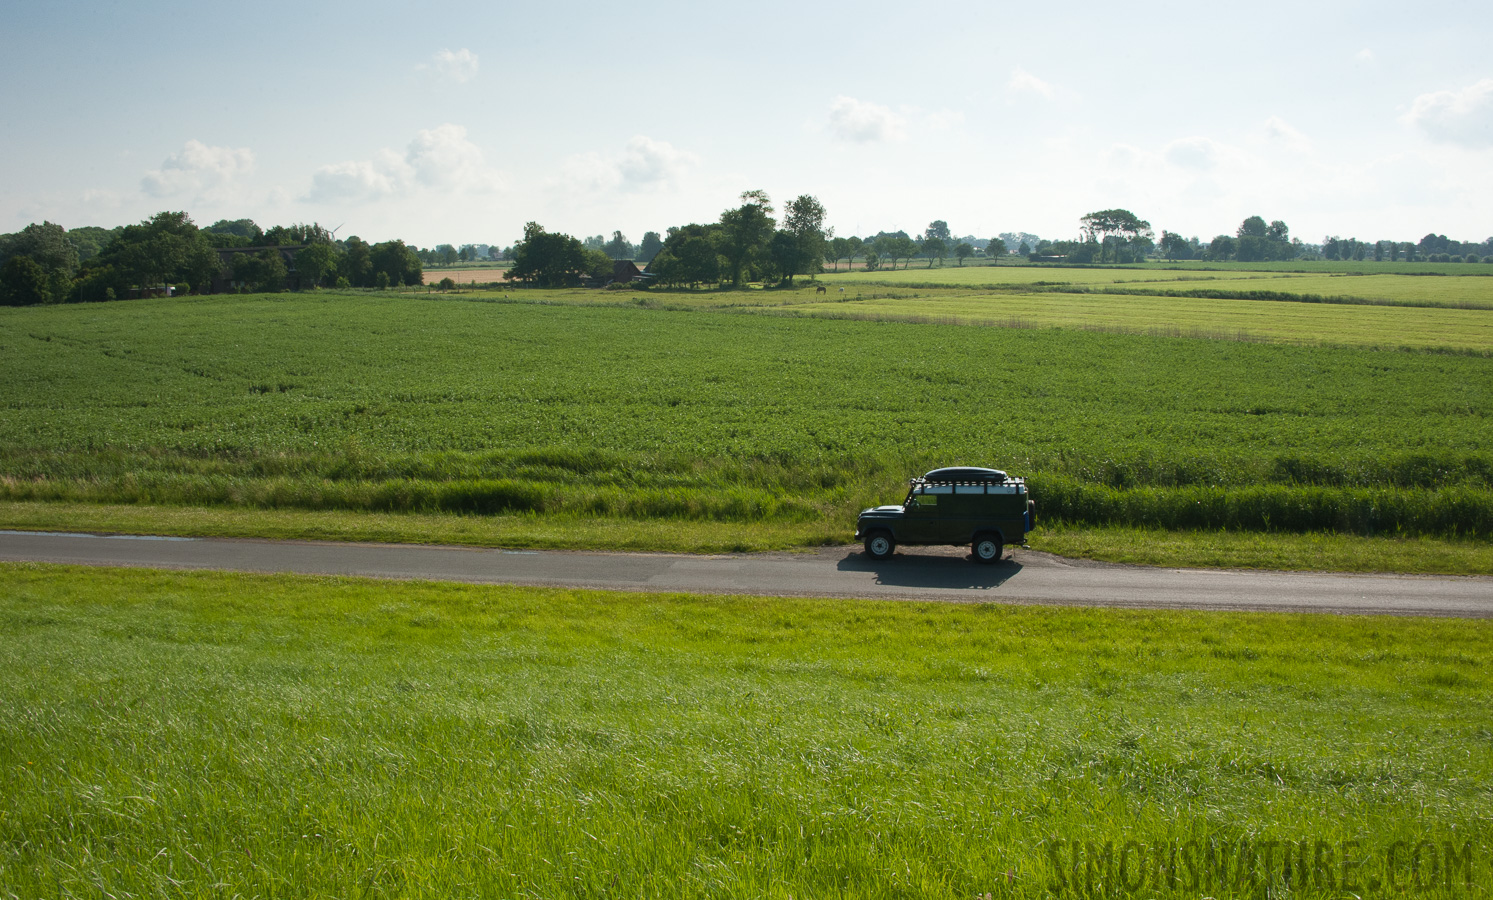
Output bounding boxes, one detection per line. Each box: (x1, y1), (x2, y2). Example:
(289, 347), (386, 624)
(2, 565), (1489, 897)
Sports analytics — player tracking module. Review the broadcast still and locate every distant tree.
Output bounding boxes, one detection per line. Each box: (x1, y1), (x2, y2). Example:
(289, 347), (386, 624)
(893, 235), (919, 269)
(204, 219), (263, 247)
(341, 236), (373, 286)
(296, 242), (340, 288)
(458, 246), (471, 263)
(232, 249), (287, 292)
(0, 255), (52, 305)
(779, 194), (828, 284)
(67, 226), (116, 262)
(845, 236), (864, 269)
(951, 242), (974, 266)
(583, 248), (615, 279)
(0, 221), (79, 301)
(648, 223), (722, 287)
(370, 239), (423, 286)
(1159, 231), (1192, 260)
(862, 251), (880, 271)
(77, 211), (220, 299)
(827, 236), (850, 272)
(637, 231), (664, 263)
(603, 230), (634, 260)
(924, 220), (951, 243)
(719, 190), (776, 285)
(1206, 235), (1237, 260)
(1080, 209), (1153, 264)
(506, 222), (589, 287)
(921, 237), (946, 268)
(983, 240), (1008, 265)
(261, 223), (333, 246)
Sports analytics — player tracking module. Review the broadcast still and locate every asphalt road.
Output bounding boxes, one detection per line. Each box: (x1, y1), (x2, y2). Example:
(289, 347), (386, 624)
(3, 529), (1490, 617)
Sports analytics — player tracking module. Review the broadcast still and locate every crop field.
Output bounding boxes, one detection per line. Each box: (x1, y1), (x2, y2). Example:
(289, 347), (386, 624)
(2, 565), (1489, 897)
(1, 290), (1490, 563)
(424, 263), (511, 285)
(825, 266), (1287, 287)
(785, 290), (1493, 351)
(1087, 274), (1493, 309)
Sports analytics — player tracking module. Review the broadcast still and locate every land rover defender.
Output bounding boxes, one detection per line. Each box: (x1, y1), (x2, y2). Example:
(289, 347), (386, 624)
(855, 467), (1035, 564)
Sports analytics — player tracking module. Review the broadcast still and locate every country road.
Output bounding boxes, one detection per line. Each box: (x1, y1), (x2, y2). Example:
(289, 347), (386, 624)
(3, 529), (1490, 617)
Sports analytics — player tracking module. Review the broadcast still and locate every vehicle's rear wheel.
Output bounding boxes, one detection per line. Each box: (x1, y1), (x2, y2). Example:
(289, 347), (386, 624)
(864, 530), (895, 560)
(973, 533), (1003, 564)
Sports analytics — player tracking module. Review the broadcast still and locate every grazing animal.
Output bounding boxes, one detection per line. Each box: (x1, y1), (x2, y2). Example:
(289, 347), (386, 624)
(815, 284), (827, 294)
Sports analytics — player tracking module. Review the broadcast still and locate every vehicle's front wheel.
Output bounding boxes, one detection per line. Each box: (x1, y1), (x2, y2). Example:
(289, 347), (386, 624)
(864, 530), (895, 560)
(973, 534), (1003, 564)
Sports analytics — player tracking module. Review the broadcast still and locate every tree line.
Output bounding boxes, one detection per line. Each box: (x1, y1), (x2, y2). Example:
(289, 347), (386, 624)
(7, 203), (1490, 306)
(0, 213), (425, 305)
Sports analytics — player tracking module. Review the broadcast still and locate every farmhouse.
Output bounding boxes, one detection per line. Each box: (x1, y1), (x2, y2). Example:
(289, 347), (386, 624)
(587, 259), (646, 288)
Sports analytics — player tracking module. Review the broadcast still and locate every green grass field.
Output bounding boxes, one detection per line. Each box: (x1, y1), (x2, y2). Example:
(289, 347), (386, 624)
(826, 260), (1493, 284)
(786, 290), (1493, 351)
(2, 564), (1488, 898)
(1, 288), (1489, 569)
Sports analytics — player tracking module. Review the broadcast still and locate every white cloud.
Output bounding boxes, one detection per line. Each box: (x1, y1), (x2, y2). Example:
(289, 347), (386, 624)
(140, 140), (255, 198)
(552, 136), (697, 193)
(422, 48), (479, 83)
(1355, 48), (1375, 63)
(617, 136), (696, 187)
(826, 96), (906, 143)
(1164, 136), (1223, 170)
(923, 108), (966, 131)
(1405, 78), (1493, 148)
(1261, 116), (1313, 153)
(306, 124), (501, 203)
(1007, 67), (1056, 99)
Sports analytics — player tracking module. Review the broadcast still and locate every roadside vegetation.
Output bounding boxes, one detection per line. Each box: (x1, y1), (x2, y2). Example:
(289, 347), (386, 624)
(2, 565), (1488, 897)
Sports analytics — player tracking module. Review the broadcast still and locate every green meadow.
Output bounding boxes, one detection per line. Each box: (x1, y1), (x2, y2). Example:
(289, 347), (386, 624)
(1, 564), (1489, 898)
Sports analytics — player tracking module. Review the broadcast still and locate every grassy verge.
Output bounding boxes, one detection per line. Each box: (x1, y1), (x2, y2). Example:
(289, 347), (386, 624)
(4, 500), (1493, 574)
(1, 564), (1489, 897)
(1030, 523), (1493, 575)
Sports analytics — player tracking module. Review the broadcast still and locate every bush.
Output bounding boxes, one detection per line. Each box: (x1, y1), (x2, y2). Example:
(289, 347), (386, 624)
(437, 277), (456, 291)
(173, 282), (190, 296)
(335, 276), (351, 289)
(375, 271), (391, 289)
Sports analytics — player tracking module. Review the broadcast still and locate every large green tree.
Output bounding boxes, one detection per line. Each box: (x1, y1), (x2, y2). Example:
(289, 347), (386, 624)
(0, 255), (52, 306)
(295, 243), (340, 289)
(921, 237), (946, 268)
(648, 224), (722, 287)
(778, 194), (828, 285)
(719, 190), (776, 286)
(0, 221), (79, 302)
(506, 222), (588, 287)
(80, 211), (221, 298)
(1079, 208), (1153, 263)
(370, 240), (423, 287)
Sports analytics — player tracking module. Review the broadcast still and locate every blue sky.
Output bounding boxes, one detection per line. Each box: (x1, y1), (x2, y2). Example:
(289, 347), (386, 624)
(3, 0), (1490, 248)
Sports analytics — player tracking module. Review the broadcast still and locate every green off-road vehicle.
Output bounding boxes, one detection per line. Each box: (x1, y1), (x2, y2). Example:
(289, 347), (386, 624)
(855, 467), (1035, 564)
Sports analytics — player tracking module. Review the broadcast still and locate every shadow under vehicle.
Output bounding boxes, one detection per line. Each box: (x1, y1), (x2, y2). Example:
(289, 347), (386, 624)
(855, 467), (1035, 564)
